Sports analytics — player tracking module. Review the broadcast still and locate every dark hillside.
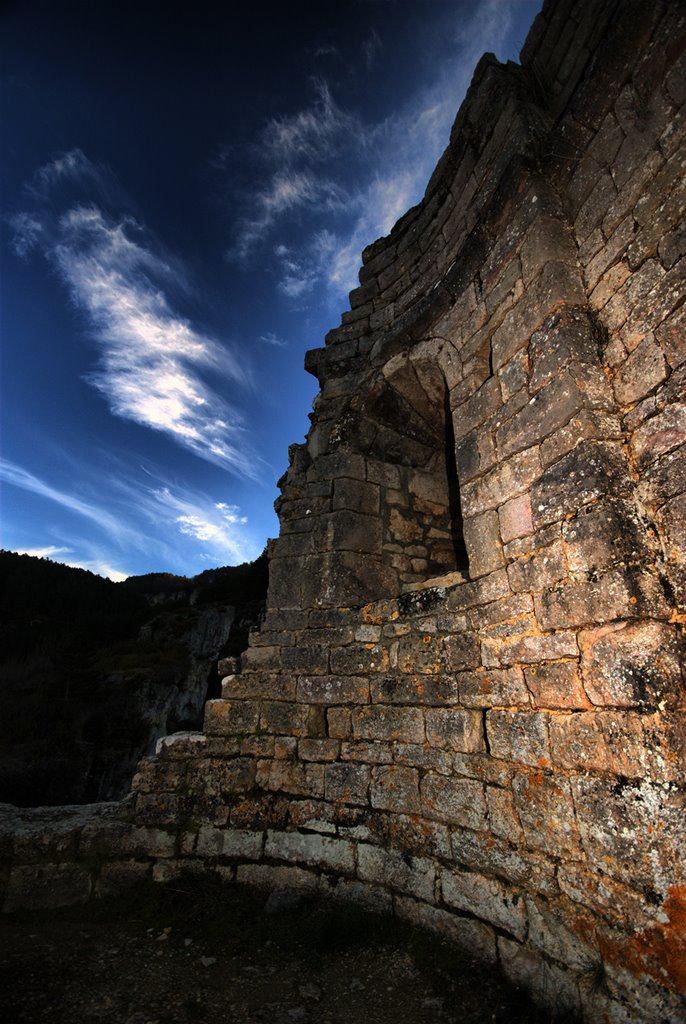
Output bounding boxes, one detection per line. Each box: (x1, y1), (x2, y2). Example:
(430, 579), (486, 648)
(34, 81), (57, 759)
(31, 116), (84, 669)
(0, 551), (268, 807)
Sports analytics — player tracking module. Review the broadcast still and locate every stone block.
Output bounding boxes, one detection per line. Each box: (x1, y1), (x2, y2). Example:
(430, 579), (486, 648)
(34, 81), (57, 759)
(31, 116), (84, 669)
(570, 774), (684, 889)
(631, 402), (686, 472)
(482, 630), (579, 667)
(196, 827), (264, 860)
(451, 376), (502, 441)
(316, 510), (382, 555)
(425, 708), (484, 752)
(534, 568), (670, 631)
(333, 477), (380, 515)
(656, 490), (686, 570)
(370, 765), (420, 814)
(260, 701), (310, 736)
(357, 844), (436, 902)
(5, 863), (92, 912)
(531, 440), (631, 528)
(549, 710), (680, 781)
(351, 705), (425, 744)
(462, 447), (542, 516)
(324, 763), (371, 805)
(507, 540), (568, 594)
(441, 868), (527, 941)
(562, 496), (651, 574)
(445, 567), (511, 611)
(421, 773), (486, 829)
(330, 644), (390, 675)
(444, 632), (481, 671)
(369, 673), (461, 705)
(498, 493), (534, 543)
(296, 675), (370, 705)
(487, 711), (551, 768)
(463, 509), (505, 577)
(655, 303), (686, 369)
(458, 668), (531, 708)
(395, 896), (497, 962)
(266, 761), (325, 799)
(498, 373), (585, 461)
(579, 620), (683, 709)
(340, 740), (393, 764)
(222, 673), (296, 701)
(486, 786), (524, 843)
(274, 736), (297, 760)
(614, 337), (668, 406)
(393, 743), (453, 773)
(265, 830), (355, 874)
(204, 700), (259, 736)
(524, 661), (589, 710)
(396, 633), (445, 675)
(327, 707), (352, 739)
(298, 738), (340, 762)
(279, 646), (329, 673)
(512, 771), (581, 859)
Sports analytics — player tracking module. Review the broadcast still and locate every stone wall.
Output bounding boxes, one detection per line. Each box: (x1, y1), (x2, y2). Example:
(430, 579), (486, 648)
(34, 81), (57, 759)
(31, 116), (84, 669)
(2, 2), (685, 1021)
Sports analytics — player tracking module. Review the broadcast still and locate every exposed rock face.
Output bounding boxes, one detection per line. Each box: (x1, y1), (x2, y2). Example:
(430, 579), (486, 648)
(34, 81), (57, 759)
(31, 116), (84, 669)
(2, 1), (685, 1021)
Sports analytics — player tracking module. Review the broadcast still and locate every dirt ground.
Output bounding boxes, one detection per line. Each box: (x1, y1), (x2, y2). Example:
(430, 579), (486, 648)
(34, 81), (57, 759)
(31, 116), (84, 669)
(0, 875), (564, 1024)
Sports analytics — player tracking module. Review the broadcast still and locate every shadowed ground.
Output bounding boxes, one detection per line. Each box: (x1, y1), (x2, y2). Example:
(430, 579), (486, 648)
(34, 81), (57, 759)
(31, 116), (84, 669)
(0, 874), (571, 1023)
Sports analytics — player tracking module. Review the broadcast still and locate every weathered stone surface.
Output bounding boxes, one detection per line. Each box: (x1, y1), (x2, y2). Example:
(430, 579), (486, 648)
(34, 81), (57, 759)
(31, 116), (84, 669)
(579, 620), (684, 709)
(441, 868), (527, 940)
(370, 765), (421, 814)
(421, 773), (486, 829)
(357, 844), (436, 902)
(425, 708), (484, 752)
(487, 711), (551, 768)
(351, 706), (425, 744)
(512, 771), (581, 859)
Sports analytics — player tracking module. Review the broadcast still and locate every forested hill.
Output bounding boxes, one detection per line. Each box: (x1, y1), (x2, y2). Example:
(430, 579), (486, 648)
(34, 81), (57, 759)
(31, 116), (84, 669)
(0, 550), (268, 807)
(0, 549), (269, 629)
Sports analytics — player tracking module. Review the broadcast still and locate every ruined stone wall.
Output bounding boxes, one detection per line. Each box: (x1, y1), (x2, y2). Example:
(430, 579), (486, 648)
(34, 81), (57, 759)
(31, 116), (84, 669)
(2, 2), (684, 1021)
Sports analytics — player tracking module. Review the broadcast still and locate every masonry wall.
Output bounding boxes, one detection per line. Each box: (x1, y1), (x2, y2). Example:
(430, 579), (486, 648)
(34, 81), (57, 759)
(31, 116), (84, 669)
(2, 2), (685, 1022)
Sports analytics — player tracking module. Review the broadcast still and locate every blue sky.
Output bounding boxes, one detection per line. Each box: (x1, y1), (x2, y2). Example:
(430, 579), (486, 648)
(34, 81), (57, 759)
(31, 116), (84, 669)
(1, 0), (541, 580)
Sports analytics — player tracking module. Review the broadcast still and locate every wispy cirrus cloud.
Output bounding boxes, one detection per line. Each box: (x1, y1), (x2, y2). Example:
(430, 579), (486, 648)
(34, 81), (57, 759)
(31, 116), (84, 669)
(258, 331), (287, 348)
(0, 457), (136, 545)
(13, 545), (72, 560)
(153, 488), (254, 563)
(113, 474), (260, 566)
(262, 80), (356, 163)
(11, 151), (261, 479)
(225, 0), (522, 299)
(11, 543), (129, 582)
(2, 454), (261, 576)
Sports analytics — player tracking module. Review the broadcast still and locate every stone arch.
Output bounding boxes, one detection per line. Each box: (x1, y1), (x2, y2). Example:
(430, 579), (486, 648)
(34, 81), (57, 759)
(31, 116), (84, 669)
(352, 344), (469, 584)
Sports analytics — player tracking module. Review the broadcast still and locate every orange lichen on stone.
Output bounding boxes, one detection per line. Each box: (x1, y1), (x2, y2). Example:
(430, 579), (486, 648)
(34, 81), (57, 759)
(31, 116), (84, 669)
(575, 887), (686, 993)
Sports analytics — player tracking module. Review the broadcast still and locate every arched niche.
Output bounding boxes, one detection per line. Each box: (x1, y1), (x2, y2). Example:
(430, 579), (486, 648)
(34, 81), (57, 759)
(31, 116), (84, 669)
(349, 346), (469, 585)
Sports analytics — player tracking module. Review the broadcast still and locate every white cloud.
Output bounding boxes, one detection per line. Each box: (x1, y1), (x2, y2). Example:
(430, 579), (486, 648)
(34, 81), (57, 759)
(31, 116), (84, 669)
(13, 545), (71, 559)
(27, 148), (100, 199)
(225, 0), (525, 298)
(258, 331), (287, 348)
(0, 457), (135, 544)
(150, 487), (257, 564)
(230, 168), (352, 263)
(13, 168), (262, 478)
(10, 542), (129, 582)
(262, 80), (355, 164)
